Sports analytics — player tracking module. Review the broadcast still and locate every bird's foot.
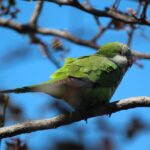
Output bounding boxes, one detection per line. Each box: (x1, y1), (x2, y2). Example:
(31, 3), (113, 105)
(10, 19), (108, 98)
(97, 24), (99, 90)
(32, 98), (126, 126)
(76, 109), (88, 124)
(84, 118), (88, 124)
(70, 108), (89, 124)
(106, 112), (112, 117)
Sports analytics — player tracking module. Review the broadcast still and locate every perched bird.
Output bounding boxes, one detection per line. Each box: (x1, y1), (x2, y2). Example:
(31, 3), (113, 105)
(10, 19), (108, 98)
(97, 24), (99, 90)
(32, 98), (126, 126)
(0, 42), (133, 110)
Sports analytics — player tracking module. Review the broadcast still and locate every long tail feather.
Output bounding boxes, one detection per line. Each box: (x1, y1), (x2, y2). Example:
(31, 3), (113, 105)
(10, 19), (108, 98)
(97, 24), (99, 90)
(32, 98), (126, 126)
(0, 86), (33, 94)
(0, 82), (63, 98)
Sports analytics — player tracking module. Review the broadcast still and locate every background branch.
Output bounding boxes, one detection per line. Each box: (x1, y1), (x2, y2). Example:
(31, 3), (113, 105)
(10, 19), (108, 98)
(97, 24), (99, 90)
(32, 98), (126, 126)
(0, 18), (99, 49)
(0, 18), (150, 60)
(29, 34), (61, 67)
(45, 0), (150, 25)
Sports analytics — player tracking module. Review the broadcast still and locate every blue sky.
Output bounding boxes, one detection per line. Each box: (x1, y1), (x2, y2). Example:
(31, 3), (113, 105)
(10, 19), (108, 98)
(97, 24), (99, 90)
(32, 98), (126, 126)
(0, 1), (150, 150)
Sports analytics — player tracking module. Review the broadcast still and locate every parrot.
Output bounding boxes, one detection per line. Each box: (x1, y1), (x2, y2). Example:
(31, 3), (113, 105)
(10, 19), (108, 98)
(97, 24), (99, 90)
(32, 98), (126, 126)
(0, 42), (133, 111)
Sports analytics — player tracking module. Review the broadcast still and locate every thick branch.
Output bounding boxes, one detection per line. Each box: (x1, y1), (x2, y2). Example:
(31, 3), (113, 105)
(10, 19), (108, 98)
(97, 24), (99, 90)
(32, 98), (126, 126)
(0, 96), (150, 139)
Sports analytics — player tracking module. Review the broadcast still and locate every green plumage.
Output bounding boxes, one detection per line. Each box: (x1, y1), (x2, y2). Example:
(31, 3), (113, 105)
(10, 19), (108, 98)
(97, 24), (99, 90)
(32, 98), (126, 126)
(0, 42), (133, 110)
(48, 54), (122, 109)
(50, 55), (119, 83)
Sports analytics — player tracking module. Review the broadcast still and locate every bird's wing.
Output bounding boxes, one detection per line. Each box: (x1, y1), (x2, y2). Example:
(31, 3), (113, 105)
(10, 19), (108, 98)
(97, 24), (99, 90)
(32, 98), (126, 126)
(49, 55), (121, 87)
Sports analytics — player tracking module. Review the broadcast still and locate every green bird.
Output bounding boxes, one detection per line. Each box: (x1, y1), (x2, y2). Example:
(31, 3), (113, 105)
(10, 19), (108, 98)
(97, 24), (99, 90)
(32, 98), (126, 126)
(0, 42), (133, 110)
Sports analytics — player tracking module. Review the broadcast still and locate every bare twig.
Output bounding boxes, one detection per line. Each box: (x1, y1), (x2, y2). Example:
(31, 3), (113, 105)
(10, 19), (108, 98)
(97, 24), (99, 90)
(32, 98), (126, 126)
(94, 16), (101, 27)
(132, 51), (150, 59)
(91, 20), (112, 42)
(127, 25), (135, 46)
(0, 96), (150, 139)
(30, 1), (44, 25)
(0, 94), (9, 127)
(112, 0), (121, 9)
(140, 1), (149, 19)
(29, 34), (61, 68)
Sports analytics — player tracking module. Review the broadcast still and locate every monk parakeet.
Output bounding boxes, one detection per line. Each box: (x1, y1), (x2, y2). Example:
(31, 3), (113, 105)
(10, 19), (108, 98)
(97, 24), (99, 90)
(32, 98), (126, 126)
(0, 42), (133, 110)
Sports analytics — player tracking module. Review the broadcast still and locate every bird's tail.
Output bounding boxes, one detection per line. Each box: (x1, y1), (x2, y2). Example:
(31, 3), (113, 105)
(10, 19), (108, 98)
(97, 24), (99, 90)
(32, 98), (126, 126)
(0, 82), (62, 98)
(0, 82), (48, 94)
(0, 86), (33, 94)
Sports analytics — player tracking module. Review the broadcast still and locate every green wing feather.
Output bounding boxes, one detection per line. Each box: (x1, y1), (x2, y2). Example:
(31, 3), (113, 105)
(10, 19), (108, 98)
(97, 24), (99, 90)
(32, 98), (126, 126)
(50, 54), (120, 86)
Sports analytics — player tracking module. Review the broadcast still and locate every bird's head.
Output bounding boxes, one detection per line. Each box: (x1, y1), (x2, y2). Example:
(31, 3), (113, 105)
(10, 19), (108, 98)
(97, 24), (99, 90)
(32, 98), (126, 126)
(98, 42), (133, 68)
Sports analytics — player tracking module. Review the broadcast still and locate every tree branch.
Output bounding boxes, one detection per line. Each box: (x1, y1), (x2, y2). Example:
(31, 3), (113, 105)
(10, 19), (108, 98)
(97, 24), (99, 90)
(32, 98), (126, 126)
(0, 18), (99, 49)
(140, 1), (149, 19)
(29, 34), (61, 68)
(132, 51), (150, 59)
(0, 96), (150, 139)
(91, 20), (113, 42)
(45, 0), (150, 26)
(1, 17), (150, 60)
(30, 1), (44, 25)
(127, 25), (135, 46)
(1, 17), (150, 61)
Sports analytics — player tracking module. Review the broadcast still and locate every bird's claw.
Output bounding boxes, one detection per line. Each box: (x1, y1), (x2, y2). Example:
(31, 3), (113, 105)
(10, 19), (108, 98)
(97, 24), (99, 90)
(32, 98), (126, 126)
(84, 118), (88, 124)
(106, 112), (112, 117)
